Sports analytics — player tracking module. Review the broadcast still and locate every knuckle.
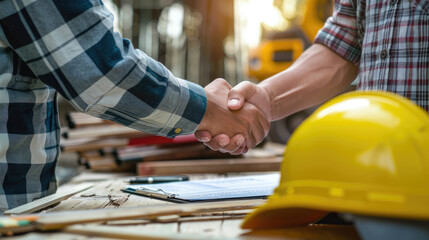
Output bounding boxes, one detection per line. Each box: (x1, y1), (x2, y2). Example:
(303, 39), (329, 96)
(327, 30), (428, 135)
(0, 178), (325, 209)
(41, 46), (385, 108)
(242, 81), (252, 87)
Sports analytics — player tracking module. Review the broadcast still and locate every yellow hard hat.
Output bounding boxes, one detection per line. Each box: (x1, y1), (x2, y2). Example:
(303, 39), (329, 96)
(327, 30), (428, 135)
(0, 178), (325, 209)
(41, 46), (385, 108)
(242, 91), (429, 230)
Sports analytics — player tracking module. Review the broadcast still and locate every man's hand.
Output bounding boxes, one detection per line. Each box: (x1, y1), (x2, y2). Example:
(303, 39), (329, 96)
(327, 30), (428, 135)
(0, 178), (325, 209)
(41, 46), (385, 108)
(195, 131), (248, 155)
(196, 79), (270, 151)
(227, 81), (272, 119)
(195, 81), (272, 153)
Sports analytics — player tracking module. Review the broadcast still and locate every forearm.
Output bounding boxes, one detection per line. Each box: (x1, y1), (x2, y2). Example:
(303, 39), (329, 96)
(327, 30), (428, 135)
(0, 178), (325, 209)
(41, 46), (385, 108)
(259, 43), (358, 121)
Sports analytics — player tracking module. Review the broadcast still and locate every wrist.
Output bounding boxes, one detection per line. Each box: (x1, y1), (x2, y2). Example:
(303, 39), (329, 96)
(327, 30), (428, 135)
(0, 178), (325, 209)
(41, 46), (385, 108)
(258, 84), (274, 121)
(197, 89), (210, 131)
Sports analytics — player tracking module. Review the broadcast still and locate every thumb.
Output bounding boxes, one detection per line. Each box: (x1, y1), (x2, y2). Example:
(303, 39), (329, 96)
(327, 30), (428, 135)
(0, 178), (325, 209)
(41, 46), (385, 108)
(227, 81), (257, 111)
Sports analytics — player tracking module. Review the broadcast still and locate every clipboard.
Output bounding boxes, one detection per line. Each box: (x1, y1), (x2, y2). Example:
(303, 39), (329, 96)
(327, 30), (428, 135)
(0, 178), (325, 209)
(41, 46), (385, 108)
(121, 173), (280, 203)
(122, 187), (188, 203)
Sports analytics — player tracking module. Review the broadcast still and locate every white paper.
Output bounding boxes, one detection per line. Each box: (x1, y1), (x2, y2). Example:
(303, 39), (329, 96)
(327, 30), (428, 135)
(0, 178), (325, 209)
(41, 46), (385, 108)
(125, 173), (280, 201)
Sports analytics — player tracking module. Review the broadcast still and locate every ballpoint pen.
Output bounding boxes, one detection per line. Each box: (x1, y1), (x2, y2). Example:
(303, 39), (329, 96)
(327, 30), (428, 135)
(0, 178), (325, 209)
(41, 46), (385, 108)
(128, 175), (189, 184)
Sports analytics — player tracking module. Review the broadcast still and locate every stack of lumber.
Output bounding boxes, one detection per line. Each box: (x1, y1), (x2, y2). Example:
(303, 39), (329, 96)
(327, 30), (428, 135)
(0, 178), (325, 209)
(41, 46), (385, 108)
(61, 112), (285, 174)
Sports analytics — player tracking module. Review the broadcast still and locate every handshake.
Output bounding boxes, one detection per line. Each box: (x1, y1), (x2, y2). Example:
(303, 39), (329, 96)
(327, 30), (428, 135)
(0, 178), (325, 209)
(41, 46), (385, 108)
(195, 78), (272, 155)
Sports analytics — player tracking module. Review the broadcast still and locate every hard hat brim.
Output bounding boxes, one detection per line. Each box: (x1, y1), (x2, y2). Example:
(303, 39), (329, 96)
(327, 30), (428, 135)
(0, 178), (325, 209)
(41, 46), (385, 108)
(241, 196), (329, 229)
(242, 187), (429, 230)
(242, 205), (328, 229)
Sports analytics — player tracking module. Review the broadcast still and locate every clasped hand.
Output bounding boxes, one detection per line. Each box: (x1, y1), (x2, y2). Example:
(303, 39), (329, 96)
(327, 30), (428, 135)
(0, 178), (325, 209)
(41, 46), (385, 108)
(196, 79), (272, 155)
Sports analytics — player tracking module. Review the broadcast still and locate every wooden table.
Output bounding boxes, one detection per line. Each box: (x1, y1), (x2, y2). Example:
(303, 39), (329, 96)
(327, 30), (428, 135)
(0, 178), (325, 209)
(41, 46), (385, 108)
(5, 171), (361, 240)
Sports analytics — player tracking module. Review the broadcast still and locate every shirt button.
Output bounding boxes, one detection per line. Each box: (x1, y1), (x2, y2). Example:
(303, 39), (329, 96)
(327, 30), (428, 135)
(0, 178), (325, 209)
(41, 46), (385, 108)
(174, 128), (182, 134)
(380, 50), (388, 59)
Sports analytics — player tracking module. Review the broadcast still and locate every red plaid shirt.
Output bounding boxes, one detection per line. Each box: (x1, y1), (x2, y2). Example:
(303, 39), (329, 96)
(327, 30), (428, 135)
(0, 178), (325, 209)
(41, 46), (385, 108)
(315, 0), (429, 111)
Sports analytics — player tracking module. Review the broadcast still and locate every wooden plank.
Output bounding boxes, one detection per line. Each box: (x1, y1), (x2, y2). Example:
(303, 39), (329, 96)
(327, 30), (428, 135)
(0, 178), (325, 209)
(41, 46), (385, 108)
(244, 142), (285, 158)
(83, 153), (123, 172)
(179, 217), (223, 237)
(153, 210), (251, 223)
(154, 214), (245, 223)
(36, 199), (266, 230)
(66, 112), (115, 128)
(219, 219), (250, 238)
(62, 125), (148, 140)
(2, 232), (117, 240)
(117, 144), (206, 162)
(61, 138), (128, 153)
(117, 144), (232, 164)
(137, 157), (282, 175)
(44, 179), (155, 212)
(64, 224), (261, 240)
(4, 184), (94, 215)
(114, 222), (179, 237)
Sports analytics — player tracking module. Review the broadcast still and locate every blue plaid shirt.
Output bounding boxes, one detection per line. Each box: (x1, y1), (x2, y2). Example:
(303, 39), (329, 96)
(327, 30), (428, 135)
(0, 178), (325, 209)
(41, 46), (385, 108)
(0, 0), (206, 211)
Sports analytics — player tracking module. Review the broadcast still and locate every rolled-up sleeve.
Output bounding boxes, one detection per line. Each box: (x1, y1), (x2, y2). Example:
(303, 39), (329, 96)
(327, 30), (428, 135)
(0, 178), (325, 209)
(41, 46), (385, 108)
(314, 0), (361, 65)
(0, 0), (206, 137)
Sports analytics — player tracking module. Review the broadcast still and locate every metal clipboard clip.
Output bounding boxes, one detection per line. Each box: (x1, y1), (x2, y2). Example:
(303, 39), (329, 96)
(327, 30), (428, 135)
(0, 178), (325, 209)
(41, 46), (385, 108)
(135, 187), (177, 199)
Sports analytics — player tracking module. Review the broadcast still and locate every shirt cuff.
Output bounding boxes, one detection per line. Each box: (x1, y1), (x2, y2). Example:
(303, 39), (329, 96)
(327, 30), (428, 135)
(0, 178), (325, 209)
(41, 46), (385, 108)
(314, 18), (361, 65)
(161, 78), (207, 138)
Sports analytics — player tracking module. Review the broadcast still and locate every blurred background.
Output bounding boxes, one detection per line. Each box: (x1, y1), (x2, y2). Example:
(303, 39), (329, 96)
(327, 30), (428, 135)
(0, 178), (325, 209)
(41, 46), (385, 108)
(103, 0), (332, 86)
(57, 0), (334, 182)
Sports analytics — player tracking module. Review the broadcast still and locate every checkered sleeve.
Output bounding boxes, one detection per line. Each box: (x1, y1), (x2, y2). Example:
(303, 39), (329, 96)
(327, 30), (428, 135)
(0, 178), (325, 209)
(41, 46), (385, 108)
(314, 0), (362, 65)
(0, 0), (206, 138)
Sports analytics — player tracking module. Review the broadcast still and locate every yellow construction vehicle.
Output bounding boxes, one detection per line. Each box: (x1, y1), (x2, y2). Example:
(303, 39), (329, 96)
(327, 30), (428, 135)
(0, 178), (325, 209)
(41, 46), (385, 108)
(248, 0), (333, 143)
(248, 0), (332, 80)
